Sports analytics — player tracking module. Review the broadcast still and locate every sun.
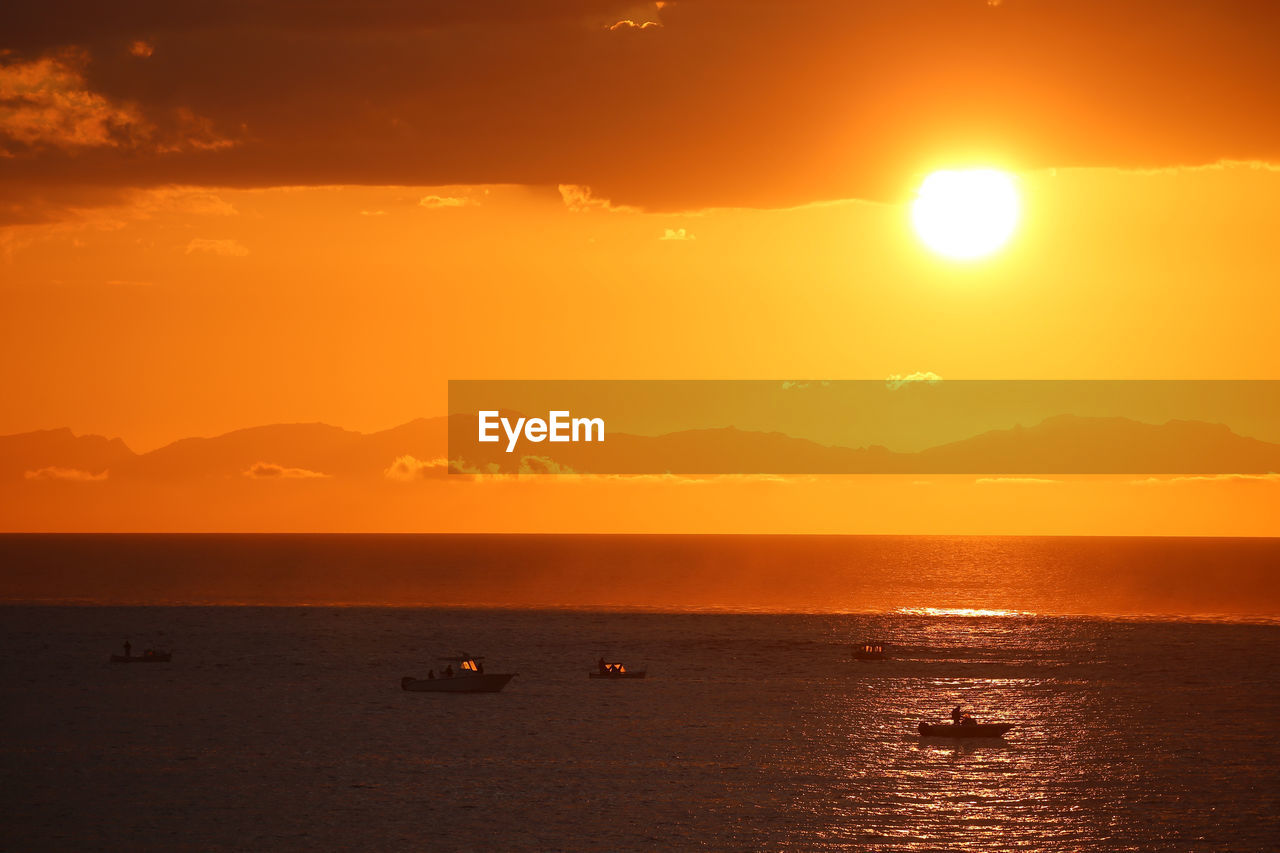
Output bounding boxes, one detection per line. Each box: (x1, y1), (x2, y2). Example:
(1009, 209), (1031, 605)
(911, 169), (1020, 260)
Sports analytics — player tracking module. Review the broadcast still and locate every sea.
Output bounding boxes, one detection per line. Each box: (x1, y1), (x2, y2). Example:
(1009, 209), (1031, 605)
(1, 535), (1278, 851)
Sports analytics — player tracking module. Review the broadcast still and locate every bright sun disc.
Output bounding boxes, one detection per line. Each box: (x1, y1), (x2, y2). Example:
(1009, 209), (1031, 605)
(911, 169), (1020, 260)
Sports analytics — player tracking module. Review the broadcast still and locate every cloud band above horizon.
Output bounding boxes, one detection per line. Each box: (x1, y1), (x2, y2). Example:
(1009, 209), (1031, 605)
(3, 0), (1280, 223)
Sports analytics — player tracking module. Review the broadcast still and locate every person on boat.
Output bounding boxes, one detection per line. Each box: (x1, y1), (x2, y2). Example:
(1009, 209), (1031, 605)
(961, 713), (976, 726)
(951, 705), (962, 725)
(598, 657), (607, 674)
(427, 669), (434, 680)
(444, 665), (453, 677)
(476, 660), (484, 674)
(123, 640), (132, 659)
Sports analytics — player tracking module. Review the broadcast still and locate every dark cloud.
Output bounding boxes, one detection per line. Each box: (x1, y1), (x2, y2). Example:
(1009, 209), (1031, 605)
(2, 0), (1278, 221)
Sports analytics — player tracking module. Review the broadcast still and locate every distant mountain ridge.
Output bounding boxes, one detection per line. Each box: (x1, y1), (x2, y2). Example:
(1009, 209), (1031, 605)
(4, 413), (1279, 479)
(447, 412), (1280, 474)
(0, 428), (136, 479)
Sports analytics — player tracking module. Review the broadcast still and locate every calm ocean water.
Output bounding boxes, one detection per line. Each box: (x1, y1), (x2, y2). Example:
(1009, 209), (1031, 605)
(1, 536), (1278, 850)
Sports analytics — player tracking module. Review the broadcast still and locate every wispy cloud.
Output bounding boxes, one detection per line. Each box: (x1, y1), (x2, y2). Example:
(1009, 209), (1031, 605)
(608, 20), (661, 31)
(557, 184), (634, 214)
(447, 458), (504, 476)
(660, 227), (694, 241)
(144, 188), (238, 217)
(419, 194), (475, 209)
(384, 455), (449, 482)
(518, 455), (577, 474)
(24, 466), (108, 482)
(243, 462), (330, 479)
(185, 238), (248, 256)
(975, 477), (1061, 485)
(1130, 473), (1280, 486)
(885, 371), (942, 390)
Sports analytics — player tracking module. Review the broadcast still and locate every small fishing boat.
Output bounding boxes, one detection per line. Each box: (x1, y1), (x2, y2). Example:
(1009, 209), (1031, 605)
(918, 721), (1014, 738)
(401, 655), (516, 693)
(110, 651), (172, 663)
(853, 642), (886, 660)
(589, 661), (646, 679)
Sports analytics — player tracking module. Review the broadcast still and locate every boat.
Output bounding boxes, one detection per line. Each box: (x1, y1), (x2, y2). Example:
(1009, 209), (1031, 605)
(401, 654), (516, 693)
(589, 661), (646, 679)
(110, 651), (172, 663)
(918, 721), (1014, 738)
(853, 642), (886, 660)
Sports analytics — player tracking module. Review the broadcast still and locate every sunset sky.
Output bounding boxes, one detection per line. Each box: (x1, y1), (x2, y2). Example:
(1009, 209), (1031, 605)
(3, 0), (1278, 533)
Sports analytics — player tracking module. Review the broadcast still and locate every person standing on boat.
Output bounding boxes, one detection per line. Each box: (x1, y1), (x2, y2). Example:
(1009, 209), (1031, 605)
(123, 640), (132, 659)
(598, 657), (607, 674)
(951, 705), (962, 725)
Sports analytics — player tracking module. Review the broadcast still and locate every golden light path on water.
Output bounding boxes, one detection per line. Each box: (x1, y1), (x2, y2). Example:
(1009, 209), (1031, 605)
(896, 607), (1036, 618)
(3, 604), (1278, 849)
(774, 605), (1270, 850)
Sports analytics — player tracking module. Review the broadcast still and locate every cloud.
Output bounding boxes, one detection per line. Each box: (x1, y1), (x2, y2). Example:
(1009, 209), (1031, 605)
(129, 40), (154, 58)
(447, 458), (505, 476)
(419, 194), (474, 209)
(159, 107), (235, 153)
(608, 20), (661, 31)
(359, 209), (386, 216)
(518, 455), (577, 475)
(0, 50), (151, 152)
(885, 371), (942, 390)
(185, 237), (248, 256)
(659, 227), (694, 241)
(141, 188), (238, 217)
(0, 184), (238, 250)
(242, 462), (330, 479)
(384, 455), (449, 482)
(24, 466), (108, 482)
(0, 50), (233, 160)
(1130, 473), (1280, 486)
(557, 184), (634, 214)
(975, 477), (1061, 485)
(2, 2), (1280, 216)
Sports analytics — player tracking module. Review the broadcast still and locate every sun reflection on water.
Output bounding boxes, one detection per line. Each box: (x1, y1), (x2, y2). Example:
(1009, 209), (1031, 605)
(896, 607), (1036, 618)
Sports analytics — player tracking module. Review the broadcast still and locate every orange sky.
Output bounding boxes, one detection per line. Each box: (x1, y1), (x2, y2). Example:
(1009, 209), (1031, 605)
(2, 1), (1278, 533)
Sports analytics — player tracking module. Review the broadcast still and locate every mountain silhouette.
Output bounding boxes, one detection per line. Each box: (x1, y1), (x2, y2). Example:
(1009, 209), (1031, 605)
(448, 412), (1280, 474)
(910, 414), (1280, 474)
(0, 428), (135, 480)
(4, 414), (1278, 479)
(125, 418), (448, 480)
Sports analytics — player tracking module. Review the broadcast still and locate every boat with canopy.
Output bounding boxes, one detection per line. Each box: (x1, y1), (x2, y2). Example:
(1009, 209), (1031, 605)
(589, 660), (646, 679)
(853, 642), (886, 660)
(401, 654), (516, 693)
